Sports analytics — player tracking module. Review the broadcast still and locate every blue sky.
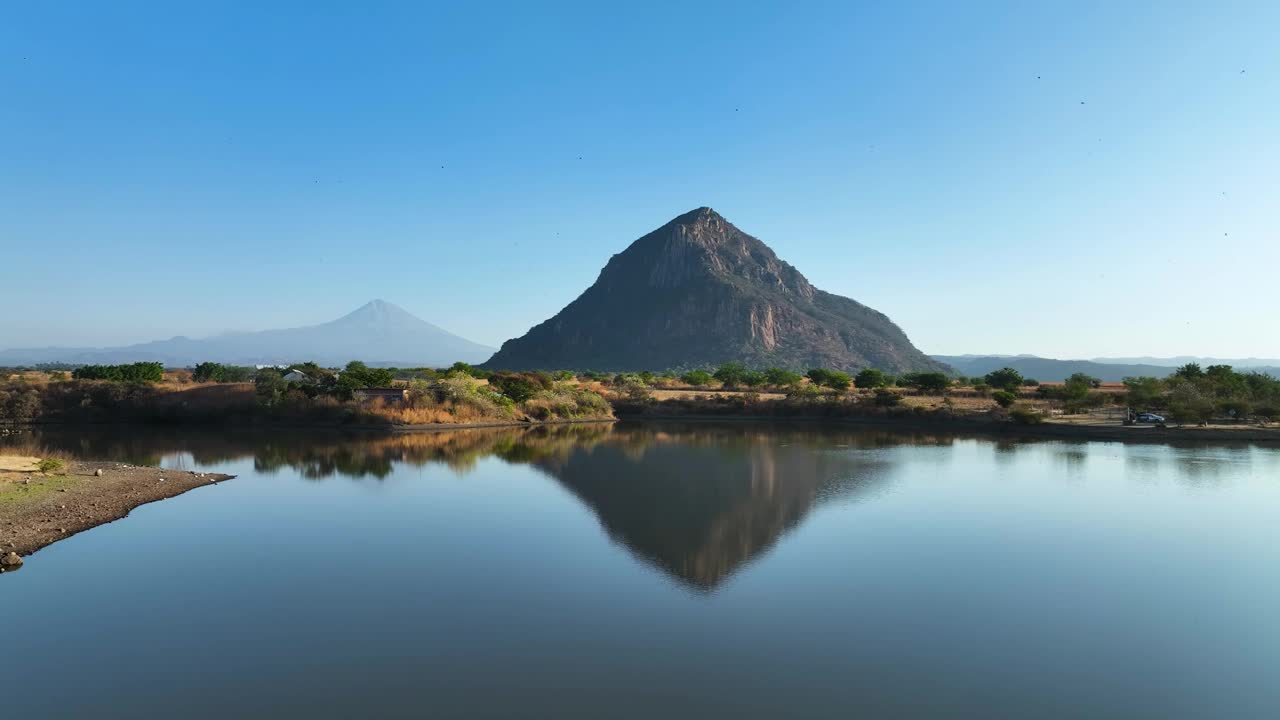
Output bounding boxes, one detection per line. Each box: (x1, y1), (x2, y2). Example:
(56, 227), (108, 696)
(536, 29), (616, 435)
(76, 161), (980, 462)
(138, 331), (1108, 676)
(2, 1), (1277, 358)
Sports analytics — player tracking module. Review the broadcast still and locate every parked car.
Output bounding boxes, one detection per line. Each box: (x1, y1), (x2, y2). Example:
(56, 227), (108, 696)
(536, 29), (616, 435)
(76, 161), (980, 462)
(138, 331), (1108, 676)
(1135, 412), (1165, 423)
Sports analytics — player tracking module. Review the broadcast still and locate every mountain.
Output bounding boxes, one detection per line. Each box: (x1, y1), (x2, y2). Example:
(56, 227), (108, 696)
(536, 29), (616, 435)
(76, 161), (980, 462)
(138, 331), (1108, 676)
(934, 355), (1280, 383)
(0, 300), (493, 368)
(483, 207), (947, 373)
(1090, 356), (1280, 368)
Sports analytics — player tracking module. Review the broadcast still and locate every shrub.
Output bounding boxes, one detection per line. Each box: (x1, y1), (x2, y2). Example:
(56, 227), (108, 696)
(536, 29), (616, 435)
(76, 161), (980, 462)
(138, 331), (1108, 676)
(37, 458), (65, 474)
(489, 372), (543, 403)
(1022, 378), (1040, 387)
(873, 388), (900, 407)
(1009, 405), (1044, 424)
(992, 390), (1017, 408)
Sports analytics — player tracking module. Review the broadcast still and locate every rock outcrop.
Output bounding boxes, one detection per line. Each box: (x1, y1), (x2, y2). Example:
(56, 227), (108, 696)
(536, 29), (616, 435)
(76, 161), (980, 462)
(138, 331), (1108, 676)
(484, 207), (948, 373)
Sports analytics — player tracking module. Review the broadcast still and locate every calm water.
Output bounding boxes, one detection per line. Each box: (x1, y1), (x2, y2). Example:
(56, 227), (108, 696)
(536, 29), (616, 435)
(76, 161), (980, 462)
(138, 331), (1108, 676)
(3, 423), (1279, 719)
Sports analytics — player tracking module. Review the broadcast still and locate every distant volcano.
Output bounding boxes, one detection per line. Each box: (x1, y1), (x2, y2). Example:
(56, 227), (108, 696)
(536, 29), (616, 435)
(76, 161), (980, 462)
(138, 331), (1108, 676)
(484, 207), (947, 373)
(0, 300), (493, 368)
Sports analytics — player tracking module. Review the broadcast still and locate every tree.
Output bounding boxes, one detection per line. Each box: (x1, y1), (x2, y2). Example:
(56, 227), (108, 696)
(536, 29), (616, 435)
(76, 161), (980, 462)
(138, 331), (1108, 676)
(808, 368), (851, 391)
(72, 362), (164, 383)
(992, 390), (1017, 408)
(900, 372), (951, 395)
(193, 362), (226, 383)
(1167, 384), (1215, 425)
(341, 361), (395, 389)
(681, 370), (713, 387)
(763, 368), (803, 388)
(1, 389), (40, 425)
(1173, 363), (1204, 381)
(1122, 376), (1164, 409)
(806, 368), (834, 387)
(984, 367), (1024, 391)
(1064, 373), (1100, 394)
(254, 368), (287, 407)
(741, 370), (768, 388)
(713, 362), (748, 388)
(854, 368), (887, 389)
(1021, 378), (1040, 387)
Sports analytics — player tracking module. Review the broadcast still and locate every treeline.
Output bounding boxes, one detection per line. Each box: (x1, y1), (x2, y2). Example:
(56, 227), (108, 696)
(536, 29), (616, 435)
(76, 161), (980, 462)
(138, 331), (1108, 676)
(71, 362), (164, 383)
(1119, 363), (1279, 424)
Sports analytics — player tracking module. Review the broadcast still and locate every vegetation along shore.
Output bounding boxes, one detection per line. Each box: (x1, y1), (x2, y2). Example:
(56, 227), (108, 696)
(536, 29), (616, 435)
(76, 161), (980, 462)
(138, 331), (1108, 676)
(3, 359), (1278, 443)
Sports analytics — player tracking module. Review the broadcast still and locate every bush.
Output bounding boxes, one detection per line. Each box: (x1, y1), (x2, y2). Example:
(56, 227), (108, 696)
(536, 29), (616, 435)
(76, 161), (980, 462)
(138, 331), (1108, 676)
(992, 390), (1017, 408)
(489, 372), (544, 403)
(1022, 378), (1040, 387)
(37, 458), (66, 474)
(873, 388), (900, 407)
(1009, 405), (1044, 425)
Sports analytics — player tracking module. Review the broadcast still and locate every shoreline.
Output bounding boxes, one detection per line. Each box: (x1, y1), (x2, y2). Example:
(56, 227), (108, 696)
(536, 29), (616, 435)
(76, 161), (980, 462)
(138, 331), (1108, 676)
(613, 412), (1280, 445)
(0, 460), (234, 571)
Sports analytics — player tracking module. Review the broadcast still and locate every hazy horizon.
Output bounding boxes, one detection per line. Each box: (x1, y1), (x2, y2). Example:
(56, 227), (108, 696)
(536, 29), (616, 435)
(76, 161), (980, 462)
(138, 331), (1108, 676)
(3, 3), (1277, 357)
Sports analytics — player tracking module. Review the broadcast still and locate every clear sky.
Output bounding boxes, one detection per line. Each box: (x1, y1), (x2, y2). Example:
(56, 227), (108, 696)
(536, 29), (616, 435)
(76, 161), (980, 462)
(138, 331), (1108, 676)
(2, 1), (1277, 358)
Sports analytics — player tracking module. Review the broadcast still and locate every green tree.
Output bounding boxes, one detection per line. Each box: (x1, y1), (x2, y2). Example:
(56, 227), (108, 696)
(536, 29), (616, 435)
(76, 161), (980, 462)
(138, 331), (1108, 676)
(341, 361), (395, 388)
(984, 367), (1024, 391)
(1167, 384), (1215, 425)
(1122, 376), (1164, 409)
(741, 370), (768, 388)
(254, 368), (287, 407)
(1173, 363), (1204, 381)
(808, 368), (851, 391)
(681, 370), (713, 387)
(713, 362), (749, 388)
(992, 390), (1017, 408)
(854, 368), (887, 389)
(901, 372), (951, 395)
(193, 362), (226, 383)
(763, 367), (803, 388)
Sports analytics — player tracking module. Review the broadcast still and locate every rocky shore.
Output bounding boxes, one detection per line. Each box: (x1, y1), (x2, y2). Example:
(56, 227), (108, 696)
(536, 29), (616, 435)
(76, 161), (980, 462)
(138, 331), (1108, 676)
(0, 458), (234, 572)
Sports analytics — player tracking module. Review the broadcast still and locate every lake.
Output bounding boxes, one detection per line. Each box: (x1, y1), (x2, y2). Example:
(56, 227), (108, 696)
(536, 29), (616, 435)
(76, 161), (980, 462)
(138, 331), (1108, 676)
(3, 423), (1279, 719)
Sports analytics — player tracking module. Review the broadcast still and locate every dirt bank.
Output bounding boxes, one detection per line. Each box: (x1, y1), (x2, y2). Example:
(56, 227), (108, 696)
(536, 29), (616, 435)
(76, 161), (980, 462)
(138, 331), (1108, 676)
(0, 458), (234, 571)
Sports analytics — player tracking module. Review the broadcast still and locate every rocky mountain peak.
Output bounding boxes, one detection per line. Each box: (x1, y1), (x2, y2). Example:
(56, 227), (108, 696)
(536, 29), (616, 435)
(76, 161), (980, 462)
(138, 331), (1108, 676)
(483, 209), (947, 374)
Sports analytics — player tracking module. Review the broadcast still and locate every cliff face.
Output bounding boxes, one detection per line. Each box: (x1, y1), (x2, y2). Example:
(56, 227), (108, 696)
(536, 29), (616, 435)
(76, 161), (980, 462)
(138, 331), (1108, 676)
(484, 207), (947, 373)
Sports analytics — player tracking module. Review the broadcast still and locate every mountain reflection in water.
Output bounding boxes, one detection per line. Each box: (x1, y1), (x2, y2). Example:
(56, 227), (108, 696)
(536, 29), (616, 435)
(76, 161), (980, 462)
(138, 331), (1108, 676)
(12, 423), (946, 589)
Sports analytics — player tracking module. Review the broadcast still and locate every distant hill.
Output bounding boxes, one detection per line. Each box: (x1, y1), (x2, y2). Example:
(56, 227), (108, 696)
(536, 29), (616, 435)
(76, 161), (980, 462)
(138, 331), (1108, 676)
(0, 300), (493, 368)
(483, 207), (947, 374)
(934, 355), (1280, 383)
(1090, 356), (1280, 368)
